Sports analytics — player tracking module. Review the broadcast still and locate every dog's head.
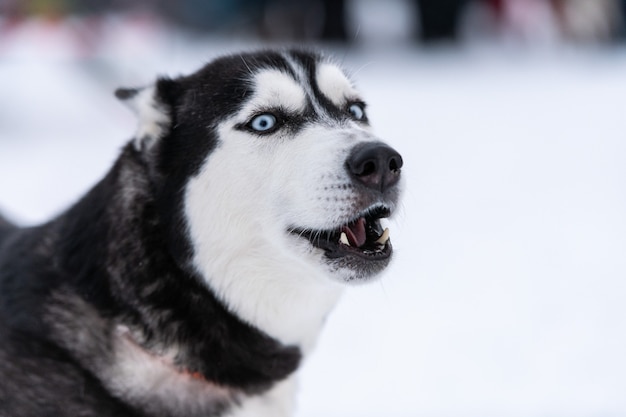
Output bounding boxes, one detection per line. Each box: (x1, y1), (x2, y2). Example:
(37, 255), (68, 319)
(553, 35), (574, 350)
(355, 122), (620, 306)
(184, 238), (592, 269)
(117, 49), (403, 290)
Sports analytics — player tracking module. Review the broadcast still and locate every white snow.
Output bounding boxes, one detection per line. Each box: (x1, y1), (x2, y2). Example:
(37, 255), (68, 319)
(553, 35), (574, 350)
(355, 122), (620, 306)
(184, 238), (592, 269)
(1, 22), (626, 417)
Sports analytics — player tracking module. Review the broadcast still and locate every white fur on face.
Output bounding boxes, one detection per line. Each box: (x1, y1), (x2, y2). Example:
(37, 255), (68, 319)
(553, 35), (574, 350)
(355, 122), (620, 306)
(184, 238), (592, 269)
(184, 121), (344, 351)
(184, 62), (384, 350)
(249, 70), (307, 113)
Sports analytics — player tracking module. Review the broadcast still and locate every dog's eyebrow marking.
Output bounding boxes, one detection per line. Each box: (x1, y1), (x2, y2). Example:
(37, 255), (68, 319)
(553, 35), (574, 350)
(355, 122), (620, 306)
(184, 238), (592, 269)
(251, 70), (307, 113)
(281, 51), (328, 117)
(316, 63), (359, 107)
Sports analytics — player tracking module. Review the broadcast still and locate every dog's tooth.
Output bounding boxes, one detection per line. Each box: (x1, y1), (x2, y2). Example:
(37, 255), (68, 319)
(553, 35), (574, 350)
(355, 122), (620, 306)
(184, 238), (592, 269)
(375, 228), (390, 244)
(339, 232), (350, 246)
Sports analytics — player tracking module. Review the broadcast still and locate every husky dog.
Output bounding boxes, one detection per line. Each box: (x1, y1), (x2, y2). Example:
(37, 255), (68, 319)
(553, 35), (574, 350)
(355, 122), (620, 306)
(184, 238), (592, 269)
(0, 49), (403, 417)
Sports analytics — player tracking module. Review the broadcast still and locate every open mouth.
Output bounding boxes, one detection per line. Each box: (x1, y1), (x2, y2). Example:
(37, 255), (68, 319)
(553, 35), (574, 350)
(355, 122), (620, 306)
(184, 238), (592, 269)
(291, 205), (392, 260)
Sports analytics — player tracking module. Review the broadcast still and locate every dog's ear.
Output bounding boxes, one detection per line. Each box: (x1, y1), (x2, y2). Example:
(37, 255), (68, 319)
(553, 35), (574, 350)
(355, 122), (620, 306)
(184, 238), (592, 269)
(115, 78), (179, 152)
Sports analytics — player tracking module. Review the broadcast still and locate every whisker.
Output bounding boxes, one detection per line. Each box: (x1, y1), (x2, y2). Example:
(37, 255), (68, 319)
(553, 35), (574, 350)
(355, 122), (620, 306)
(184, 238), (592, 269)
(239, 54), (253, 76)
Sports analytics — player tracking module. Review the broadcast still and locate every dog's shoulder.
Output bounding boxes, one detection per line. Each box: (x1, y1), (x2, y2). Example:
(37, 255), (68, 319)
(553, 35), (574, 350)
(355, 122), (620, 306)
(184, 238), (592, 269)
(0, 317), (140, 417)
(0, 217), (136, 416)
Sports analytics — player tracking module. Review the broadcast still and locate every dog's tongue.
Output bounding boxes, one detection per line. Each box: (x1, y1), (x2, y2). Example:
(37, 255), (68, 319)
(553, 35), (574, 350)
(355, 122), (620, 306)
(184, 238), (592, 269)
(342, 217), (367, 248)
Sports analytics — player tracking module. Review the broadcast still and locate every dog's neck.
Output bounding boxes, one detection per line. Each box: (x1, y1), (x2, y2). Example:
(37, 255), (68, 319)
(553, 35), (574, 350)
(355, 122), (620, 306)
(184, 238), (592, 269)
(198, 252), (344, 353)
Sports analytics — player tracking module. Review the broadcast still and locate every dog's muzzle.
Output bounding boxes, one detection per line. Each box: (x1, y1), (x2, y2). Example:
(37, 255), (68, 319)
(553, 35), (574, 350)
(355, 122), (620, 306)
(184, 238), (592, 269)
(290, 140), (403, 281)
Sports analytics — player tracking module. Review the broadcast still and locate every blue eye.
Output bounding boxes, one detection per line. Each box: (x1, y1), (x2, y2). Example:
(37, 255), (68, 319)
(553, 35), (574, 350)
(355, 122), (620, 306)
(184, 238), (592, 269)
(249, 114), (277, 132)
(348, 103), (365, 120)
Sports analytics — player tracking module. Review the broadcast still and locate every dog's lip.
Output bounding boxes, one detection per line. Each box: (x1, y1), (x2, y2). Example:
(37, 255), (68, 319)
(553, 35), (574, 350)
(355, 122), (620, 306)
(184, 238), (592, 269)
(289, 205), (393, 261)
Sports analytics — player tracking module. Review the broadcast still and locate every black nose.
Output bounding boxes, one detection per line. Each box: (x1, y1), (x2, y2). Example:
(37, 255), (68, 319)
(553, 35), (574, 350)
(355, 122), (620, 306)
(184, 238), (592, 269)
(346, 142), (403, 193)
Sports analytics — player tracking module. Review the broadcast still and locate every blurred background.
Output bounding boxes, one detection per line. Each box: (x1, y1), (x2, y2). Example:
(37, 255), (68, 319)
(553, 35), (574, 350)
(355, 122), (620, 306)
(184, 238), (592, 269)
(1, 1), (626, 417)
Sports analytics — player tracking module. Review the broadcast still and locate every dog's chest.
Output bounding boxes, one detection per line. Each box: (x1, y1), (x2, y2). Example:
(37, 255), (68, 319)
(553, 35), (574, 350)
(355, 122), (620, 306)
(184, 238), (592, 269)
(103, 326), (233, 415)
(106, 326), (295, 417)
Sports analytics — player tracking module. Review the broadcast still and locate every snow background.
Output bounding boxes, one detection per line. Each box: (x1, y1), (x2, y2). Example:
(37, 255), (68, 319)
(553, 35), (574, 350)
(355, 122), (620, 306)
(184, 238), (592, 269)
(2, 11), (626, 417)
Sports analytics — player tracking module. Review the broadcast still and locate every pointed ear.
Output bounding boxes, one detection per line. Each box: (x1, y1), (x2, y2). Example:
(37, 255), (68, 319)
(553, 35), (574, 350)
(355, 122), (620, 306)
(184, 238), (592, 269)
(115, 78), (179, 152)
